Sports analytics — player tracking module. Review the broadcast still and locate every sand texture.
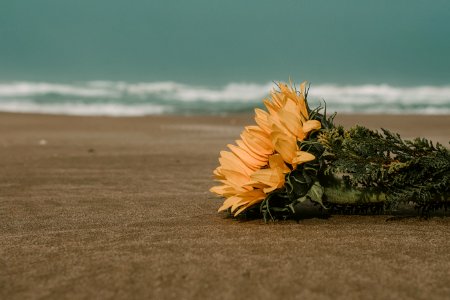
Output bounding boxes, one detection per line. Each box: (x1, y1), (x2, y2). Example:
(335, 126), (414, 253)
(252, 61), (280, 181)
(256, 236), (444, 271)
(1, 113), (449, 299)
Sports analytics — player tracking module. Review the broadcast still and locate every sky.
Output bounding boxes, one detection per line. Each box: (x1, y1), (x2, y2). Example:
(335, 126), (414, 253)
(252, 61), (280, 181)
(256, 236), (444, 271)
(1, 0), (449, 85)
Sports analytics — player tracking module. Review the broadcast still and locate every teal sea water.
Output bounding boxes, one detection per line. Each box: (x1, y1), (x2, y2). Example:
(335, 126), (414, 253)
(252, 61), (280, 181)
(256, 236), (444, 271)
(1, 0), (449, 115)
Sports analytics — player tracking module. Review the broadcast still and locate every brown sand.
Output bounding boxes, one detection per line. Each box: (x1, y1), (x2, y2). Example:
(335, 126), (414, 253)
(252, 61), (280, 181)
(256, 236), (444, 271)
(0, 113), (449, 299)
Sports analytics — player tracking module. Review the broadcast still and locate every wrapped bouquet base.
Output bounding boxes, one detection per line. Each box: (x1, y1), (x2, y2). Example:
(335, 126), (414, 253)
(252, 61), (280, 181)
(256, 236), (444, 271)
(210, 80), (449, 221)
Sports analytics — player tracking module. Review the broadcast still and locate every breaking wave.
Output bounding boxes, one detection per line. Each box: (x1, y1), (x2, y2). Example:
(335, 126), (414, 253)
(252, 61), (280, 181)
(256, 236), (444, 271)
(0, 81), (449, 115)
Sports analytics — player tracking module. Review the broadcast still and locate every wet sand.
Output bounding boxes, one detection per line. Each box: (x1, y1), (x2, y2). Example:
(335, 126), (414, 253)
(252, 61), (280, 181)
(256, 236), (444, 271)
(0, 113), (449, 299)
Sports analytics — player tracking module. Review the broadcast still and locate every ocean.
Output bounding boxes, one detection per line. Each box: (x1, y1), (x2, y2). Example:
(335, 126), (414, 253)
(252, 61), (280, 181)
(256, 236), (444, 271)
(0, 81), (449, 116)
(1, 0), (449, 116)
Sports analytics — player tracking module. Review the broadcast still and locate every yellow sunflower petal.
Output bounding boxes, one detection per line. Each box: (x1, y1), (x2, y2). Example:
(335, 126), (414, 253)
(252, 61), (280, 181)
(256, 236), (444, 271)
(268, 116), (295, 139)
(292, 151), (316, 164)
(263, 186), (279, 193)
(213, 167), (225, 180)
(241, 131), (273, 156)
(254, 108), (271, 133)
(250, 168), (283, 188)
(243, 180), (270, 189)
(268, 154), (290, 173)
(245, 126), (272, 148)
(302, 120), (321, 134)
(283, 97), (300, 116)
(277, 110), (305, 140)
(299, 81), (307, 97)
(234, 197), (265, 216)
(220, 169), (251, 190)
(235, 139), (268, 161)
(219, 179), (249, 194)
(298, 81), (309, 119)
(210, 185), (236, 197)
(227, 144), (266, 170)
(218, 195), (241, 212)
(263, 99), (279, 115)
(271, 91), (287, 108)
(278, 83), (295, 100)
(270, 131), (298, 164)
(219, 151), (254, 176)
(231, 190), (266, 214)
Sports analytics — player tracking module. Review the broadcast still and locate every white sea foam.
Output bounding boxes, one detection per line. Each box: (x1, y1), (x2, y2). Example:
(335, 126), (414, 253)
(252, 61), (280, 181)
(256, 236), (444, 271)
(0, 101), (169, 116)
(0, 82), (116, 98)
(0, 81), (449, 115)
(0, 81), (274, 102)
(89, 81), (274, 101)
(309, 84), (450, 104)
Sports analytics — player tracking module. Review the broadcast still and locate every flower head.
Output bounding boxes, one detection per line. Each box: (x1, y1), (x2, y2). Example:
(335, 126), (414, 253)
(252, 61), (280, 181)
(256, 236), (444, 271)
(211, 81), (321, 216)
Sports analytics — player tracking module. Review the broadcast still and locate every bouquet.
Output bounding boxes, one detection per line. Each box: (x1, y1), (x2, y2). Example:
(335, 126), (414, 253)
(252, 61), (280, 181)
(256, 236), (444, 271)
(210, 81), (449, 220)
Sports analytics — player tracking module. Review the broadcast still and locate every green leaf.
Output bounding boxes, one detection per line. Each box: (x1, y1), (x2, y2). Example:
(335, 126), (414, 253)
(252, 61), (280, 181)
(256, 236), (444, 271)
(296, 196), (308, 203)
(306, 181), (325, 208)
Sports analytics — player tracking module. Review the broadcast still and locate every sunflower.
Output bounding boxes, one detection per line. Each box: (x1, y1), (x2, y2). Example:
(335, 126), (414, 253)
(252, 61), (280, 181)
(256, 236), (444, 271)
(210, 81), (321, 216)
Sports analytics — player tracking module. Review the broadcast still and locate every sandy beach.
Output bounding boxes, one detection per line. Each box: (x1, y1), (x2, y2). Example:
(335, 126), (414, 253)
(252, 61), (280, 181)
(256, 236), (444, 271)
(1, 112), (449, 299)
